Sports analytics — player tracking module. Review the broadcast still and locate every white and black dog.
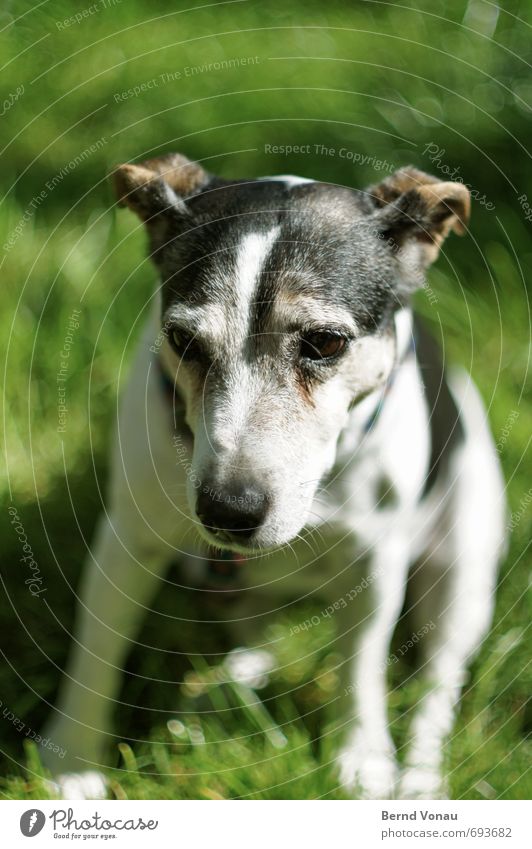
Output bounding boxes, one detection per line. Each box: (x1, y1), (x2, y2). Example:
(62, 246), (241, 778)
(42, 155), (506, 800)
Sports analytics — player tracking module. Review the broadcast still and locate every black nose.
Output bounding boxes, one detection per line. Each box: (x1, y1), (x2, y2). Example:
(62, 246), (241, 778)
(196, 483), (268, 542)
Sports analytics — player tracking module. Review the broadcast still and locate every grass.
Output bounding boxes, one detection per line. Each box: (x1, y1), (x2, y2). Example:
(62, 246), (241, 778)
(0, 0), (531, 799)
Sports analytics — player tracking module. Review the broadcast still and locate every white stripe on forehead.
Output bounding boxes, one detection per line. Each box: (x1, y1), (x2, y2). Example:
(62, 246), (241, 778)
(259, 174), (315, 188)
(234, 227), (280, 307)
(165, 228), (280, 343)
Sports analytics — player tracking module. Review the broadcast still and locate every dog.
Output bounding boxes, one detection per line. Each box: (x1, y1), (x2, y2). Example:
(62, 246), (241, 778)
(41, 156), (506, 800)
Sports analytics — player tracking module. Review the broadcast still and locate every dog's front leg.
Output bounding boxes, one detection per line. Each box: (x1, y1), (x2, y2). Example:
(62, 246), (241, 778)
(335, 532), (411, 799)
(41, 511), (170, 799)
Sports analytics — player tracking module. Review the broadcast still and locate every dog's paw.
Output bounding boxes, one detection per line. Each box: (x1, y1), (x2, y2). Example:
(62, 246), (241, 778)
(48, 770), (108, 800)
(398, 766), (447, 800)
(336, 736), (398, 799)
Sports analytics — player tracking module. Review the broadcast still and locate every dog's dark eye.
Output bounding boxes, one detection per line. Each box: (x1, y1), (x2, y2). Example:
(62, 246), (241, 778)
(169, 328), (202, 361)
(300, 331), (348, 361)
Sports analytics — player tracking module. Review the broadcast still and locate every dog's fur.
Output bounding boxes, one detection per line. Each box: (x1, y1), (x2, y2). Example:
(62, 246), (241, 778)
(42, 156), (506, 800)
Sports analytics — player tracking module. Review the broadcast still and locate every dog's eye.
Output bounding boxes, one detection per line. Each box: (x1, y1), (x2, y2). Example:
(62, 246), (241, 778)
(300, 331), (347, 361)
(169, 328), (201, 361)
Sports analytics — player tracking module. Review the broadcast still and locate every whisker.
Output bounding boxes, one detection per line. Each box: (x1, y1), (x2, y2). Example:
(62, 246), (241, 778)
(294, 531), (316, 555)
(305, 525), (327, 548)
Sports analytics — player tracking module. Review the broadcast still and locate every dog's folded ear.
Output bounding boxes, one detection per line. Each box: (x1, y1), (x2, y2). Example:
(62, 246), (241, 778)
(367, 166), (470, 266)
(111, 153), (210, 221)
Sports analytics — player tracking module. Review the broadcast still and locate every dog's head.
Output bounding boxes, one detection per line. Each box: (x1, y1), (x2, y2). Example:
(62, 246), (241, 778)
(112, 154), (469, 552)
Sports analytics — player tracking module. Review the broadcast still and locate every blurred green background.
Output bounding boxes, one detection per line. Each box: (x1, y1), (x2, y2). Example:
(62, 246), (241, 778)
(0, 0), (530, 799)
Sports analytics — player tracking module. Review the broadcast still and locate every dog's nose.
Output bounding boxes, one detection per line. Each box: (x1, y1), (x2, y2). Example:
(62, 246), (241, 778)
(196, 483), (268, 542)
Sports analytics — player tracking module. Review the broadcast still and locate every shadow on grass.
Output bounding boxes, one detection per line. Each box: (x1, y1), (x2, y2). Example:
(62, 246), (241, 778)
(0, 451), (233, 779)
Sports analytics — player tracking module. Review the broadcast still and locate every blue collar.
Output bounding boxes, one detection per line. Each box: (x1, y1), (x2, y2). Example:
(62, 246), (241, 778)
(362, 333), (416, 433)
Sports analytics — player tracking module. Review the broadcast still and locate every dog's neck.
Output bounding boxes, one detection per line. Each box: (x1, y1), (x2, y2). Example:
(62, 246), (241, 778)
(342, 307), (414, 440)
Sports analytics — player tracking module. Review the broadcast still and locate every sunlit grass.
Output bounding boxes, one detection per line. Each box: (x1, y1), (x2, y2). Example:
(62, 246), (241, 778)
(1, 0), (531, 800)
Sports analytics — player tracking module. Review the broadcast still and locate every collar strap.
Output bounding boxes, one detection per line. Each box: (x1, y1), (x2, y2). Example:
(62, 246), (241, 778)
(362, 332), (416, 434)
